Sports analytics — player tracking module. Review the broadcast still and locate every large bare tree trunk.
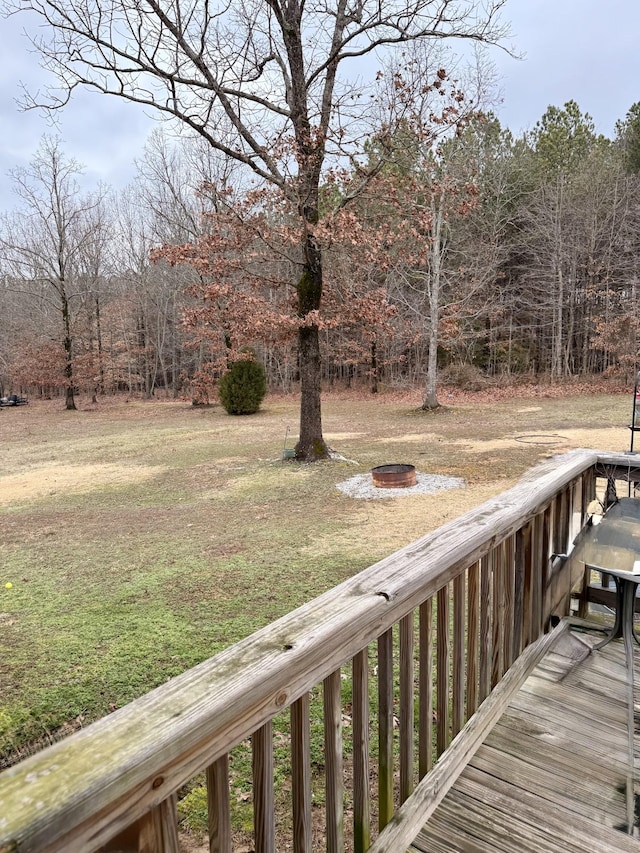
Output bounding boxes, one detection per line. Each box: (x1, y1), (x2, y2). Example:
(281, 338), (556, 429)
(295, 233), (328, 460)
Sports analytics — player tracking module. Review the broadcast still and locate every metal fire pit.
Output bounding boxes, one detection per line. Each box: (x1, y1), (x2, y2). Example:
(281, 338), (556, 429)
(371, 464), (417, 489)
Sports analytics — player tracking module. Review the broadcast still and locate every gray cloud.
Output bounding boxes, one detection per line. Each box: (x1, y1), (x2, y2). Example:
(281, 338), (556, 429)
(1, 0), (638, 210)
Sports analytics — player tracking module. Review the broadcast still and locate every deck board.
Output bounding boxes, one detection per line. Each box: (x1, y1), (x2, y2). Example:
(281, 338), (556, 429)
(411, 631), (640, 853)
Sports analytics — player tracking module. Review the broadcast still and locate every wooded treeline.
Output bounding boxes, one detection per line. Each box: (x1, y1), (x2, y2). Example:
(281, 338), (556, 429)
(1, 99), (640, 405)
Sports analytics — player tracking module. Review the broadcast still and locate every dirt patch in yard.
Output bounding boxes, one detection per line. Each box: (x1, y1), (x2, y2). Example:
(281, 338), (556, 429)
(0, 463), (162, 505)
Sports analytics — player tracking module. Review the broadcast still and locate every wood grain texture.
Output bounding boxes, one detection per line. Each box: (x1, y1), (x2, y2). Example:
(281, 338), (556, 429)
(207, 755), (231, 853)
(502, 535), (515, 672)
(452, 573), (465, 738)
(466, 563), (479, 718)
(399, 612), (415, 803)
(366, 621), (570, 853)
(252, 722), (275, 853)
(418, 599), (433, 779)
(323, 669), (344, 853)
(436, 585), (450, 757)
(479, 552), (492, 704)
(352, 648), (371, 853)
(491, 543), (505, 689)
(414, 634), (640, 853)
(291, 694), (312, 853)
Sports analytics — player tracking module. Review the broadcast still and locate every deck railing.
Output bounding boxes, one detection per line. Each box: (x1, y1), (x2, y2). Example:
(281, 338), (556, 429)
(1, 449), (637, 853)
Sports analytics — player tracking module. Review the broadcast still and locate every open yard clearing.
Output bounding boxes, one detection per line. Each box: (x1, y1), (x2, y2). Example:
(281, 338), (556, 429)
(0, 385), (634, 839)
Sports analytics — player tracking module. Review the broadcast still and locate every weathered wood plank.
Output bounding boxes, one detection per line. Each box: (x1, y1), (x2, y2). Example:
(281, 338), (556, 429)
(411, 630), (640, 853)
(541, 503), (552, 629)
(452, 573), (465, 737)
(365, 621), (570, 853)
(502, 535), (515, 671)
(207, 754), (231, 853)
(466, 563), (479, 718)
(253, 722), (275, 853)
(491, 543), (505, 689)
(136, 794), (179, 853)
(529, 511), (541, 641)
(457, 767), (640, 853)
(418, 598), (433, 779)
(514, 525), (527, 658)
(436, 585), (450, 757)
(377, 630), (393, 831)
(352, 648), (370, 853)
(399, 612), (414, 803)
(478, 552), (492, 704)
(291, 694), (312, 853)
(323, 669), (344, 853)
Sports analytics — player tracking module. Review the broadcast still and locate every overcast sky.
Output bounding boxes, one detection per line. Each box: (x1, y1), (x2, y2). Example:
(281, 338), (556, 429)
(0, 0), (638, 211)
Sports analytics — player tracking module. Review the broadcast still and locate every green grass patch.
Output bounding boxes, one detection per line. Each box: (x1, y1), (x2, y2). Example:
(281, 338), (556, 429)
(0, 389), (630, 775)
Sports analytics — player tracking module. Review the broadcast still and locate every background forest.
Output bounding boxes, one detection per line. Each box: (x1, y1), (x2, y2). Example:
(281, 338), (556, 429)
(2, 97), (640, 409)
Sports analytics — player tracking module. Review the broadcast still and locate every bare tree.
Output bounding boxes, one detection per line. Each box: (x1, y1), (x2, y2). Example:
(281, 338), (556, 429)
(0, 138), (107, 409)
(11, 0), (508, 455)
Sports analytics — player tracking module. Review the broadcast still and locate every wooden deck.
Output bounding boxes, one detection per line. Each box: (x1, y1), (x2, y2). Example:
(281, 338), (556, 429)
(410, 629), (640, 853)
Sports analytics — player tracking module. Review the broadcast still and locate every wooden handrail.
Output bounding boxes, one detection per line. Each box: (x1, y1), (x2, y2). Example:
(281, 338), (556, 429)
(0, 449), (610, 852)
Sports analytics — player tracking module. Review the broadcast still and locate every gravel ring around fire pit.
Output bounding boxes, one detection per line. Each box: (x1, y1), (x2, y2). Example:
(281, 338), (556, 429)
(336, 471), (466, 500)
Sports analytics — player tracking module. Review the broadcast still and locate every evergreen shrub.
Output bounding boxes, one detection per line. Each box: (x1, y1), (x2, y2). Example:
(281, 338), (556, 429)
(218, 358), (267, 415)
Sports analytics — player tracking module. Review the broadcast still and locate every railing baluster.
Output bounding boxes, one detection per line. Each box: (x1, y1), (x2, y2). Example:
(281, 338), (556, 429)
(138, 794), (179, 853)
(399, 612), (414, 803)
(419, 597), (434, 778)
(377, 629), (394, 831)
(291, 693), (312, 853)
(502, 535), (515, 671)
(542, 503), (552, 628)
(253, 721), (275, 853)
(578, 470), (595, 618)
(353, 648), (371, 853)
(519, 522), (532, 651)
(479, 552), (492, 704)
(157, 794), (179, 853)
(491, 544), (505, 688)
(324, 669), (344, 853)
(530, 512), (543, 640)
(207, 754), (232, 853)
(436, 584), (450, 757)
(513, 528), (526, 660)
(452, 573), (465, 737)
(466, 563), (479, 718)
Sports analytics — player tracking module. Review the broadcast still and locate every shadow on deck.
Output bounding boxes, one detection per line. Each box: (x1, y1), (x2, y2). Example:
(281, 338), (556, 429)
(410, 629), (640, 853)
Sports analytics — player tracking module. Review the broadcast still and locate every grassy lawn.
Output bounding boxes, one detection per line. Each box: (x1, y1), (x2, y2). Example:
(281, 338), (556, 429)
(0, 387), (631, 767)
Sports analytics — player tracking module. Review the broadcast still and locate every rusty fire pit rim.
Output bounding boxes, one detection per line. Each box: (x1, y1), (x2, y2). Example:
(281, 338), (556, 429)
(371, 463), (417, 489)
(371, 463), (416, 474)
